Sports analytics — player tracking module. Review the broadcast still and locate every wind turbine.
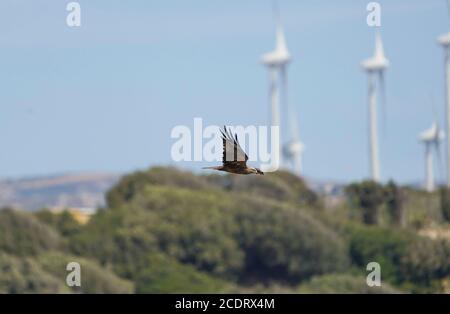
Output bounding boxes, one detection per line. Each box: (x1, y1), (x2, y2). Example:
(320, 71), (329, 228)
(418, 121), (445, 192)
(437, 31), (450, 187)
(261, 5), (304, 174)
(361, 31), (389, 182)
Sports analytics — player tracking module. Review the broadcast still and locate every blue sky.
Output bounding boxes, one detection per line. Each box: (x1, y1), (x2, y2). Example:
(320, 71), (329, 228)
(0, 0), (448, 183)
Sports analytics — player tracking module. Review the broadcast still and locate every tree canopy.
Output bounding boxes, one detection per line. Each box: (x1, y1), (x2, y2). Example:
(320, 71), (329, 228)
(1, 167), (449, 293)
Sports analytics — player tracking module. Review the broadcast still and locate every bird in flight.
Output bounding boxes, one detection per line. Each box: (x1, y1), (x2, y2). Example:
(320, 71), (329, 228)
(203, 126), (264, 175)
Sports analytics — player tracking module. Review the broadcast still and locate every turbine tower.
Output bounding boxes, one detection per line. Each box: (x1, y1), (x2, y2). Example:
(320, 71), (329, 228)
(261, 5), (304, 174)
(361, 31), (389, 182)
(418, 121), (444, 192)
(437, 31), (450, 187)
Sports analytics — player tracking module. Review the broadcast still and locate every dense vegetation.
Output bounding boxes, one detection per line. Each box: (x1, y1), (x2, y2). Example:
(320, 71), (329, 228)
(0, 167), (449, 293)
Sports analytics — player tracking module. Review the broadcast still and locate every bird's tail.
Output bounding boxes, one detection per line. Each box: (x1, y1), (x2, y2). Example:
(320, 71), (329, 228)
(202, 166), (222, 170)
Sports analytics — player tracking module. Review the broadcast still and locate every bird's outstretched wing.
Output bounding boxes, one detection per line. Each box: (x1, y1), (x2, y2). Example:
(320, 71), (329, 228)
(221, 126), (248, 169)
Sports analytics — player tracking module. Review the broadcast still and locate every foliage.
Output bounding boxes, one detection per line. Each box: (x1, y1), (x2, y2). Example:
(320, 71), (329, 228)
(204, 170), (319, 206)
(233, 197), (349, 283)
(135, 253), (232, 293)
(69, 208), (159, 279)
(0, 253), (67, 293)
(0, 208), (61, 256)
(37, 251), (134, 293)
(345, 223), (450, 289)
(1, 167), (449, 293)
(345, 181), (385, 225)
(399, 238), (450, 289)
(131, 185), (244, 278)
(384, 181), (405, 227)
(439, 187), (450, 222)
(77, 179), (346, 284)
(35, 210), (82, 237)
(346, 225), (413, 283)
(106, 167), (212, 208)
(401, 187), (441, 228)
(0, 250), (133, 294)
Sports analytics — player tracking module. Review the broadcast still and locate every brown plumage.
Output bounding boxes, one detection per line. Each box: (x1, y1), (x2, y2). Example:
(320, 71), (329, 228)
(203, 126), (264, 175)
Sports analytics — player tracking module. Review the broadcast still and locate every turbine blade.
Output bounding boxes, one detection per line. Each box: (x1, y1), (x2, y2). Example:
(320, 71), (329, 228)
(429, 93), (441, 131)
(281, 63), (303, 174)
(436, 141), (444, 185)
(281, 66), (298, 141)
(272, 0), (279, 23)
(430, 93), (438, 120)
(447, 0), (450, 21)
(379, 70), (387, 138)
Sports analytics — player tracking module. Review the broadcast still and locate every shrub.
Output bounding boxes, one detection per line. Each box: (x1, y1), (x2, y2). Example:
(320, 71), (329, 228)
(35, 210), (82, 237)
(125, 185), (244, 278)
(346, 181), (385, 225)
(399, 238), (450, 286)
(69, 208), (159, 279)
(106, 167), (211, 208)
(384, 181), (405, 227)
(37, 251), (134, 293)
(135, 253), (232, 293)
(72, 185), (244, 280)
(346, 225), (413, 283)
(205, 170), (318, 206)
(0, 253), (67, 293)
(346, 224), (450, 288)
(0, 208), (61, 256)
(439, 187), (450, 222)
(233, 197), (349, 283)
(73, 181), (344, 285)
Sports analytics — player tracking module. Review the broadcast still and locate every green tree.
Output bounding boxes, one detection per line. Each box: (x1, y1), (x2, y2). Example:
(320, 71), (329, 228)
(439, 187), (450, 222)
(35, 210), (82, 237)
(346, 181), (385, 225)
(345, 223), (450, 291)
(384, 180), (405, 227)
(37, 252), (134, 294)
(346, 225), (412, 283)
(106, 167), (211, 208)
(135, 253), (232, 293)
(0, 208), (61, 256)
(205, 170), (319, 206)
(0, 253), (67, 294)
(233, 197), (349, 283)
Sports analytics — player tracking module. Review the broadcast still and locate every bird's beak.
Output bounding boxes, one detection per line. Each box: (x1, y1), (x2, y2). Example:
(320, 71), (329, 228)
(258, 170), (264, 175)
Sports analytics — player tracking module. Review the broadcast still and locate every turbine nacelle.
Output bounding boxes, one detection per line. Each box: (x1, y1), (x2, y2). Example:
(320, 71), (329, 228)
(261, 19), (291, 67)
(438, 32), (450, 47)
(283, 140), (305, 157)
(261, 50), (291, 67)
(418, 121), (444, 193)
(361, 32), (389, 71)
(419, 121), (445, 143)
(361, 58), (389, 71)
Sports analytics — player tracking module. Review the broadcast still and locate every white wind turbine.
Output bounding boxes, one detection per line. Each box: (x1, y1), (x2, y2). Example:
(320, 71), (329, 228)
(419, 121), (445, 192)
(438, 30), (450, 187)
(261, 5), (304, 174)
(361, 31), (389, 182)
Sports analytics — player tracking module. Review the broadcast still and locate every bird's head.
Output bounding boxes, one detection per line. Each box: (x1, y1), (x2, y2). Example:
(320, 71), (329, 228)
(252, 167), (264, 175)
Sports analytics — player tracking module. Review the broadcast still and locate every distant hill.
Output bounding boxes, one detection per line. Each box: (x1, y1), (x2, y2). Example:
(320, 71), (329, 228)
(0, 173), (120, 212)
